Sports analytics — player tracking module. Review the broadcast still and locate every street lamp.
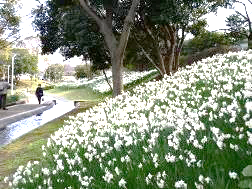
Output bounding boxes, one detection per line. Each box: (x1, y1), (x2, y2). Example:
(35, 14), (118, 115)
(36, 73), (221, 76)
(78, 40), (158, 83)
(7, 65), (10, 83)
(11, 54), (16, 95)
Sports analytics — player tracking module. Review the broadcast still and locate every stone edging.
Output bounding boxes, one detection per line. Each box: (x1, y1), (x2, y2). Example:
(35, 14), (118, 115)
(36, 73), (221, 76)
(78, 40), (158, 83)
(0, 102), (54, 130)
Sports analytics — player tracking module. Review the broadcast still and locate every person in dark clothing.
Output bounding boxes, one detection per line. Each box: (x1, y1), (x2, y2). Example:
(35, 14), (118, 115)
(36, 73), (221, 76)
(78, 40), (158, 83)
(0, 80), (11, 110)
(35, 84), (44, 104)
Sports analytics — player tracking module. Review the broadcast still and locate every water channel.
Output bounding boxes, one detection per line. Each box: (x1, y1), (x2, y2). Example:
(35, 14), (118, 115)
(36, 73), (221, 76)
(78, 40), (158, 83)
(0, 96), (75, 147)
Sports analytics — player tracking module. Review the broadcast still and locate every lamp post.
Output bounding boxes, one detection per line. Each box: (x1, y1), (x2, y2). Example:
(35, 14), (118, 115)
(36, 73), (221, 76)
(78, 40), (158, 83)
(7, 65), (10, 83)
(11, 54), (16, 95)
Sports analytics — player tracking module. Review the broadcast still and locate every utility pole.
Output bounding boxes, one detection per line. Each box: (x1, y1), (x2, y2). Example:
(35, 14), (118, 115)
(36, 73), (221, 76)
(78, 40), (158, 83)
(11, 54), (16, 95)
(7, 65), (10, 83)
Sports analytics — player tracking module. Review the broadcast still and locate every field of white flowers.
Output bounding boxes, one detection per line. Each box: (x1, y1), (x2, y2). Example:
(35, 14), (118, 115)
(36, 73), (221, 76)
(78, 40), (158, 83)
(58, 70), (158, 93)
(5, 50), (252, 189)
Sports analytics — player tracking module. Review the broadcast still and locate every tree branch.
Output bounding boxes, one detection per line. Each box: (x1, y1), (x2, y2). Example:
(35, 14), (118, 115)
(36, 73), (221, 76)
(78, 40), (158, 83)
(232, 0), (252, 33)
(79, 0), (103, 27)
(164, 25), (171, 40)
(117, 0), (140, 58)
(234, 10), (247, 20)
(233, 1), (249, 20)
(133, 33), (163, 76)
(178, 26), (186, 50)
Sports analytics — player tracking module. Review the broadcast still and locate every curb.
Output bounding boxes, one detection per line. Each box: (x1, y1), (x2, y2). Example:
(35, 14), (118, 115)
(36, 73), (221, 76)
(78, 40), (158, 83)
(6, 100), (27, 107)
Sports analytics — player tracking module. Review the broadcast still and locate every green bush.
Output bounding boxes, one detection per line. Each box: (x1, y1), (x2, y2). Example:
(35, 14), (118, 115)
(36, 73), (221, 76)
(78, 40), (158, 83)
(7, 94), (20, 104)
(43, 85), (55, 90)
(75, 64), (97, 80)
(181, 45), (242, 66)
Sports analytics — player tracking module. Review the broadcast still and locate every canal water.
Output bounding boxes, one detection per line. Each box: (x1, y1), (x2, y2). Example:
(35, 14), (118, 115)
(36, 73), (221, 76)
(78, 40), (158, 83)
(0, 96), (75, 147)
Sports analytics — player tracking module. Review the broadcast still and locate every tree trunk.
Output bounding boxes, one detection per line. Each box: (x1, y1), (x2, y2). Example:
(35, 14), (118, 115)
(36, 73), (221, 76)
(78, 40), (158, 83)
(111, 54), (123, 96)
(164, 35), (176, 75)
(174, 49), (180, 72)
(156, 45), (166, 76)
(248, 32), (252, 50)
(103, 68), (112, 91)
(79, 0), (140, 97)
(110, 0), (139, 97)
(159, 25), (176, 75)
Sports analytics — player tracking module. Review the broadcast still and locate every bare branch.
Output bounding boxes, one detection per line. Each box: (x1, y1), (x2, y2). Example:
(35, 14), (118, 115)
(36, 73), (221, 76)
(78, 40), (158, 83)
(235, 10), (247, 20)
(247, 0), (252, 5)
(234, 1), (249, 20)
(233, 0), (252, 32)
(117, 0), (140, 57)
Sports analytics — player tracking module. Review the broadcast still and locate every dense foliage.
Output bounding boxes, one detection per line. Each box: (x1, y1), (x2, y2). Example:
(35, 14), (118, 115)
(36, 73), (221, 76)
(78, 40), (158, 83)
(0, 0), (21, 49)
(182, 30), (236, 56)
(11, 48), (38, 81)
(44, 64), (64, 82)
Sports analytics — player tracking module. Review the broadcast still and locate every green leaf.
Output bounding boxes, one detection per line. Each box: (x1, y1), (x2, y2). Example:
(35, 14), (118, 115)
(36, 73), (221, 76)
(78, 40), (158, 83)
(242, 165), (252, 177)
(239, 179), (252, 188)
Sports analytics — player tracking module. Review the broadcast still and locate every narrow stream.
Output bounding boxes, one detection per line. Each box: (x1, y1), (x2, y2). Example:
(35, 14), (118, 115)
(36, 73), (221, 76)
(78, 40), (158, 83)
(0, 96), (75, 147)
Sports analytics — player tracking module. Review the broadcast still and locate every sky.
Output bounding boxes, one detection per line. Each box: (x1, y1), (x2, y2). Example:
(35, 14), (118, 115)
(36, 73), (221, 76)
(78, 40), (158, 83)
(16, 0), (41, 38)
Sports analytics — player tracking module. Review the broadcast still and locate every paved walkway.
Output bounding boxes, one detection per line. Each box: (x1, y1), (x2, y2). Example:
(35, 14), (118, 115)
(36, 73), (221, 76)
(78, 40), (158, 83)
(0, 96), (54, 130)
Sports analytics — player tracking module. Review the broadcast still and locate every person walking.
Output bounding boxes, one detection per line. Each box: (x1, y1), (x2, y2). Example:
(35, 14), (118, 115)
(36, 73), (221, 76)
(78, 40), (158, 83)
(0, 79), (11, 110)
(35, 84), (44, 104)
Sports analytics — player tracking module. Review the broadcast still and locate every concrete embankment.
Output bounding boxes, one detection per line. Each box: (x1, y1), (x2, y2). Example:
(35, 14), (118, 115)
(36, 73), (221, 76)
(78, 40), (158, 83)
(0, 103), (54, 130)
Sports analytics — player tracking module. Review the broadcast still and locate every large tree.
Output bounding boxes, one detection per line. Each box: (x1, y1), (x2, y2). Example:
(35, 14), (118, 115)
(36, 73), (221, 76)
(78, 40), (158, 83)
(0, 0), (21, 49)
(127, 0), (211, 77)
(10, 48), (39, 81)
(44, 63), (64, 82)
(129, 0), (234, 77)
(34, 0), (140, 96)
(224, 0), (252, 49)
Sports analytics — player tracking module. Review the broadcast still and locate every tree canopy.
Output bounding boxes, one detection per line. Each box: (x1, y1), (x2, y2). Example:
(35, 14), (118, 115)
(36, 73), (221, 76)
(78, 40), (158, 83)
(0, 0), (21, 49)
(33, 0), (234, 96)
(10, 48), (39, 80)
(224, 0), (252, 48)
(44, 63), (64, 82)
(33, 1), (111, 72)
(124, 0), (215, 76)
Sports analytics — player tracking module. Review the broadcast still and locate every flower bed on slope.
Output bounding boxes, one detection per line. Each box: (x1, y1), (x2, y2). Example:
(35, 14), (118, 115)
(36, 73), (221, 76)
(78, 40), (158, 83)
(5, 50), (252, 189)
(57, 69), (158, 94)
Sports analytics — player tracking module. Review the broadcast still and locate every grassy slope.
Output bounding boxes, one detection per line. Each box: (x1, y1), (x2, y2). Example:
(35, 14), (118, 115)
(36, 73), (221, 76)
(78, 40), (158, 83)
(46, 87), (101, 101)
(0, 73), (159, 189)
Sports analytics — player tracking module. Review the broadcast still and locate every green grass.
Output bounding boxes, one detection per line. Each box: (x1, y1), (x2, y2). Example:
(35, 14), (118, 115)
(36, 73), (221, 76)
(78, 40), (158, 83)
(46, 86), (102, 101)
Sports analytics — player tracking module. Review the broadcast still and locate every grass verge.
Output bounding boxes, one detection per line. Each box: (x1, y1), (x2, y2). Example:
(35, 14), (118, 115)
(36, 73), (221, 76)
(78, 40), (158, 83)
(45, 86), (102, 101)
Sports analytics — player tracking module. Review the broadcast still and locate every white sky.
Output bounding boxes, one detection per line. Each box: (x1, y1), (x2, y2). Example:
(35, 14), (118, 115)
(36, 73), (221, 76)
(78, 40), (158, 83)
(16, 0), (41, 38)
